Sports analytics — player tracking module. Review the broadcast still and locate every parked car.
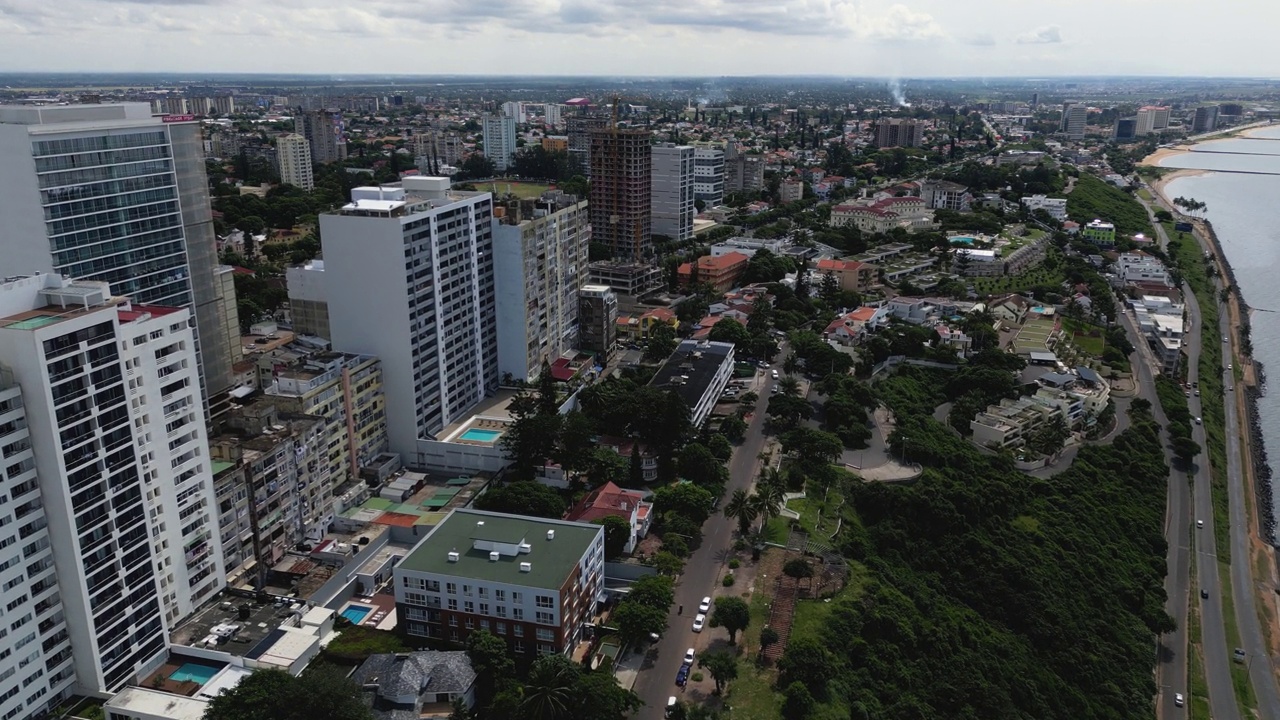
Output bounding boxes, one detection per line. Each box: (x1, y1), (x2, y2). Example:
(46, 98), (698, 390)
(692, 614), (706, 632)
(666, 697), (679, 718)
(698, 597), (711, 614)
(1197, 519), (1204, 528)
(675, 665), (689, 687)
(684, 647), (696, 664)
(1174, 693), (1185, 707)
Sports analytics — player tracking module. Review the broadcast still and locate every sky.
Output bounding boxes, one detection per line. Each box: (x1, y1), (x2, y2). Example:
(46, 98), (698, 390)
(0, 0), (1274, 77)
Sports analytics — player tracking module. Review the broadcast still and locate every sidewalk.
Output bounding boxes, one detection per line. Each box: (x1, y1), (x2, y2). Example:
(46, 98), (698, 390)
(613, 643), (646, 691)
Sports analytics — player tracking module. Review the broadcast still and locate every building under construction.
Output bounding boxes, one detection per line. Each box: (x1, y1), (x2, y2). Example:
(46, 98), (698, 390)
(589, 124), (652, 262)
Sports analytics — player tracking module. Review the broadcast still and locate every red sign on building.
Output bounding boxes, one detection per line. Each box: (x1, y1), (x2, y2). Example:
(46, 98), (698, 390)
(161, 114), (196, 123)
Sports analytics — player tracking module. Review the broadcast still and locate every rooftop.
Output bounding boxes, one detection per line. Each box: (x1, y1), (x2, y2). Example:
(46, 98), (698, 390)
(397, 508), (602, 589)
(648, 339), (735, 411)
(106, 687), (210, 720)
(170, 595), (306, 652)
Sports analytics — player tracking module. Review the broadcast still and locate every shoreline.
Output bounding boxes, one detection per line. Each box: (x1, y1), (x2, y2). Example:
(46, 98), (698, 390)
(1149, 168), (1210, 207)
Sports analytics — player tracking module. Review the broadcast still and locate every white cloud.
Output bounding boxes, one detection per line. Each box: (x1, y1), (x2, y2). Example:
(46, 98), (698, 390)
(1016, 25), (1062, 44)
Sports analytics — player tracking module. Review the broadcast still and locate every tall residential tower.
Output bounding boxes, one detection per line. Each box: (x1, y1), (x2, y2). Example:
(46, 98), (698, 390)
(650, 144), (695, 242)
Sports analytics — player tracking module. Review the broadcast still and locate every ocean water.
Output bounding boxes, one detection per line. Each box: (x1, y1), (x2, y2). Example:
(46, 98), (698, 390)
(1162, 125), (1280, 531)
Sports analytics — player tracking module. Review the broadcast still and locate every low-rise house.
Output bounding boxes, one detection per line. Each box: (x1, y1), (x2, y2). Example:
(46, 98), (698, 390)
(823, 306), (885, 345)
(563, 482), (652, 555)
(815, 258), (878, 292)
(354, 651), (477, 720)
(677, 252), (751, 293)
(1021, 194), (1068, 221)
(920, 180), (972, 212)
(1082, 219), (1117, 248)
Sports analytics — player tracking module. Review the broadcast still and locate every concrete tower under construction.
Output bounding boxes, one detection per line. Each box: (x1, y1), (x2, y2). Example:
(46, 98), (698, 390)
(589, 126), (652, 261)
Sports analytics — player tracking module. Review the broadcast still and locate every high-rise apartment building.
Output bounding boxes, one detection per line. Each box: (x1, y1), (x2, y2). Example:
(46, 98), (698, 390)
(1113, 118), (1137, 140)
(313, 177), (498, 464)
(577, 285), (618, 363)
(566, 115), (605, 177)
(482, 114), (518, 172)
(875, 118), (925, 148)
(0, 274), (225, 698)
(1193, 106), (1219, 134)
(501, 102), (525, 123)
(693, 146), (726, 207)
(1060, 102), (1088, 140)
(0, 102), (237, 414)
(286, 259), (330, 339)
(650, 144), (695, 242)
(0, 367), (74, 717)
(493, 193), (590, 382)
(589, 126), (652, 261)
(1135, 106), (1171, 135)
(276, 133), (314, 191)
(544, 104), (563, 129)
(296, 109), (347, 164)
(724, 144), (765, 195)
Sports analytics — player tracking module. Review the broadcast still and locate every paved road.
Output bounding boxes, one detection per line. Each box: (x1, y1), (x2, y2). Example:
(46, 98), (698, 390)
(1119, 307), (1202, 720)
(631, 352), (780, 720)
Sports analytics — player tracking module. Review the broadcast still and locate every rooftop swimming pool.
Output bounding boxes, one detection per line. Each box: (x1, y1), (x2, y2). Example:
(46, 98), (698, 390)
(341, 605), (371, 624)
(168, 662), (219, 685)
(460, 428), (502, 443)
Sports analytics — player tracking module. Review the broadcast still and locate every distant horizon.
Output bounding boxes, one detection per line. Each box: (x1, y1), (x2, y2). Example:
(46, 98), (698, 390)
(2, 72), (1279, 81)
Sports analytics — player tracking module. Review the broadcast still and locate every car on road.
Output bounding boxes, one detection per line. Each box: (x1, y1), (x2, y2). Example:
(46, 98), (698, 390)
(675, 665), (688, 687)
(1228, 364), (1233, 370)
(1195, 417), (1202, 424)
(684, 647), (696, 664)
(692, 614), (706, 632)
(771, 369), (779, 379)
(1202, 589), (1209, 599)
(1175, 692), (1185, 707)
(1224, 335), (1229, 342)
(666, 697), (679, 718)
(1198, 519), (1204, 528)
(1229, 385), (1234, 391)
(1185, 390), (1191, 397)
(699, 597), (711, 614)
(1195, 390), (1200, 397)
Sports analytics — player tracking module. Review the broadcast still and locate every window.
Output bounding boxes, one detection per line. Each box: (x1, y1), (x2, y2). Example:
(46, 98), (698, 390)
(480, 620), (489, 630)
(535, 595), (554, 609)
(479, 603), (489, 615)
(513, 625), (524, 637)
(536, 611), (554, 625)
(496, 622), (506, 634)
(462, 584), (472, 596)
(447, 599), (457, 611)
(512, 592), (523, 603)
(478, 587), (488, 599)
(513, 608), (524, 620)
(494, 589), (506, 602)
(450, 630), (460, 642)
(445, 582), (457, 595)
(463, 601), (474, 613)
(404, 592), (426, 605)
(448, 616), (458, 627)
(464, 618), (474, 629)
(514, 642), (525, 654)
(536, 628), (555, 641)
(538, 644), (554, 655)
(426, 580), (441, 592)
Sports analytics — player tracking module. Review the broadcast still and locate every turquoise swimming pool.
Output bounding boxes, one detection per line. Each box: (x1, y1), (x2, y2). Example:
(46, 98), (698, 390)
(460, 428), (502, 443)
(341, 605), (372, 624)
(169, 662), (219, 685)
(950, 236), (976, 245)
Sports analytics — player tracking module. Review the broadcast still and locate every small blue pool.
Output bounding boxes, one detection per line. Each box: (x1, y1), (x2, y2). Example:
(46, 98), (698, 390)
(460, 428), (502, 443)
(950, 236), (976, 245)
(341, 605), (372, 624)
(169, 662), (219, 685)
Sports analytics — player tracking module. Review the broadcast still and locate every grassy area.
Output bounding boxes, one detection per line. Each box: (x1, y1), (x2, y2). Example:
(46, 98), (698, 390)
(469, 179), (552, 199)
(1138, 188), (1155, 202)
(1219, 561), (1257, 713)
(1165, 223), (1231, 561)
(1189, 532), (1210, 718)
(725, 569), (783, 720)
(1067, 173), (1156, 237)
(1061, 317), (1107, 357)
(971, 267), (1066, 296)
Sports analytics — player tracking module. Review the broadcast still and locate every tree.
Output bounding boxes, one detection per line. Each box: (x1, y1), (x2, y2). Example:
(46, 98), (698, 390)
(626, 574), (676, 611)
(1026, 415), (1070, 457)
(697, 651), (739, 694)
(521, 655), (581, 720)
(708, 318), (751, 346)
(646, 322), (679, 361)
(573, 669), (642, 720)
(780, 427), (843, 468)
(678, 442), (728, 488)
(456, 153), (496, 181)
(719, 414), (747, 442)
(724, 488), (758, 536)
(628, 445), (644, 486)
(555, 411), (598, 477)
(203, 667), (373, 720)
(651, 483), (714, 525)
(709, 596), (751, 644)
(474, 481), (565, 518)
(448, 697), (472, 720)
(777, 637), (837, 694)
(595, 515), (632, 560)
(766, 394), (812, 429)
(466, 630), (514, 707)
(782, 681), (816, 720)
(783, 558), (815, 579)
(612, 600), (668, 647)
(760, 626), (780, 653)
(706, 433), (733, 461)
(652, 551), (686, 575)
(778, 375), (801, 398)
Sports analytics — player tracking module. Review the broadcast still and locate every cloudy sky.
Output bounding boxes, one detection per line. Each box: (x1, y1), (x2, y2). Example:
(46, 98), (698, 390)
(0, 0), (1272, 77)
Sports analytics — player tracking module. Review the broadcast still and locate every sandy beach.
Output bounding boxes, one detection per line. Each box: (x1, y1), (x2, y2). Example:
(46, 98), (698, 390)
(1150, 168), (1210, 206)
(1140, 145), (1193, 167)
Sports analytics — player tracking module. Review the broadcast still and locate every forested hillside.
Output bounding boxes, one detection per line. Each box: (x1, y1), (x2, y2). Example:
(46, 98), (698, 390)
(782, 370), (1171, 720)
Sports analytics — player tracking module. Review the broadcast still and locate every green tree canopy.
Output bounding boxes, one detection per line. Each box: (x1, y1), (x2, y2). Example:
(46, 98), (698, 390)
(709, 596), (751, 644)
(697, 651), (739, 695)
(474, 481), (565, 518)
(202, 667), (372, 720)
(594, 515), (632, 560)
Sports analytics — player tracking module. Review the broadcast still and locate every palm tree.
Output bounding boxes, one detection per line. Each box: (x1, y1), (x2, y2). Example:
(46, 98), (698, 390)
(755, 481), (787, 530)
(724, 488), (757, 537)
(520, 657), (578, 720)
(779, 376), (801, 398)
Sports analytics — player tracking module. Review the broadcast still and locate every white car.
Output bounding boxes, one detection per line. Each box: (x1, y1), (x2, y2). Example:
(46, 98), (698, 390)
(1174, 692), (1185, 707)
(692, 614), (706, 632)
(1195, 417), (1202, 425)
(698, 596), (711, 614)
(1228, 364), (1233, 370)
(684, 647), (695, 664)
(1197, 519), (1204, 528)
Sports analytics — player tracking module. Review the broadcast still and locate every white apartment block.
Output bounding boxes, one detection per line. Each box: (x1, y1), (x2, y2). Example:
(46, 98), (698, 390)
(482, 115), (517, 172)
(276, 134), (314, 191)
(315, 177), (498, 465)
(493, 195), (590, 382)
(1136, 106), (1171, 135)
(395, 509), (605, 656)
(1116, 251), (1171, 285)
(0, 369), (75, 719)
(0, 102), (237, 404)
(0, 275), (206, 698)
(1021, 194), (1068, 221)
(970, 395), (1066, 450)
(650, 144), (695, 242)
(693, 146), (725, 207)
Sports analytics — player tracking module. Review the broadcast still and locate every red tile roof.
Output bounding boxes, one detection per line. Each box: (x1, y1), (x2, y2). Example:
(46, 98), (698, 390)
(816, 258), (867, 273)
(564, 481), (645, 524)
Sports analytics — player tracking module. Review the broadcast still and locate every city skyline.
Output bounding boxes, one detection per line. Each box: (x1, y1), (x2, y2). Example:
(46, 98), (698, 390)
(0, 0), (1276, 77)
